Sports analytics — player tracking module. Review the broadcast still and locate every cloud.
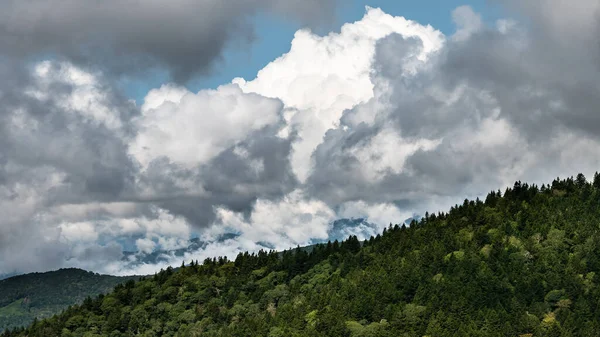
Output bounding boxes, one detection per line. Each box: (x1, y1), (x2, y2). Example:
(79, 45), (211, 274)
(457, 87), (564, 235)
(337, 201), (413, 231)
(133, 128), (298, 230)
(451, 6), (484, 41)
(306, 5), (600, 218)
(130, 84), (284, 169)
(0, 0), (339, 82)
(504, 0), (599, 43)
(1, 62), (136, 202)
(2, 3), (600, 277)
(234, 7), (445, 181)
(0, 61), (139, 275)
(214, 190), (336, 249)
(135, 238), (156, 255)
(65, 242), (125, 274)
(0, 37), (296, 276)
(59, 222), (99, 243)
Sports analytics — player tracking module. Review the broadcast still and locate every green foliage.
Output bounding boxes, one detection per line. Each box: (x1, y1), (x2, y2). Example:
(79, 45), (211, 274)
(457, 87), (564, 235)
(6, 174), (600, 336)
(0, 269), (135, 332)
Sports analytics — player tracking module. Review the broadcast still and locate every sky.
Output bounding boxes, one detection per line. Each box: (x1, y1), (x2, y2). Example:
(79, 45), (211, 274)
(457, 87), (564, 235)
(0, 0), (599, 277)
(123, 0), (504, 102)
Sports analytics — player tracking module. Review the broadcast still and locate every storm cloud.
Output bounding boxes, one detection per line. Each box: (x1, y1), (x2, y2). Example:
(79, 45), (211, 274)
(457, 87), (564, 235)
(0, 0), (338, 81)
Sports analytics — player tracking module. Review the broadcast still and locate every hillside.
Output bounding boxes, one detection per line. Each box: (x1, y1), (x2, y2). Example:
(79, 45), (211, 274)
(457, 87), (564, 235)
(0, 269), (135, 332)
(5, 174), (600, 336)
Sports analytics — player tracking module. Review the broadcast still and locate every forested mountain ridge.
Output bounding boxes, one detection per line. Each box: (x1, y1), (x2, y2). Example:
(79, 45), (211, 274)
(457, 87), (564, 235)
(0, 269), (136, 332)
(5, 173), (600, 336)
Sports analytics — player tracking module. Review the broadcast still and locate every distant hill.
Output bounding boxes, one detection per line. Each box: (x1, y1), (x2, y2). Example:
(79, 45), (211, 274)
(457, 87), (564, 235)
(0, 268), (135, 331)
(7, 174), (600, 336)
(0, 274), (17, 282)
(0, 218), (394, 332)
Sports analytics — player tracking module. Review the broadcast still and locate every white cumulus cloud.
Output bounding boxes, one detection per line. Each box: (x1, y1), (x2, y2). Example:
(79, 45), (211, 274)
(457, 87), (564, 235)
(234, 7), (445, 182)
(130, 84), (284, 168)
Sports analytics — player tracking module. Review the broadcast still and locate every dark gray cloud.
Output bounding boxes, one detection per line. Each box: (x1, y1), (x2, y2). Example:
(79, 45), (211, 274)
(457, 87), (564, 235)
(0, 61), (137, 275)
(141, 130), (298, 228)
(0, 0), (338, 82)
(0, 65), (136, 202)
(68, 242), (124, 266)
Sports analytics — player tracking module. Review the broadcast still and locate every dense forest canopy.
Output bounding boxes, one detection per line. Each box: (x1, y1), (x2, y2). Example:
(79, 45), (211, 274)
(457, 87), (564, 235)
(0, 269), (135, 332)
(5, 173), (600, 336)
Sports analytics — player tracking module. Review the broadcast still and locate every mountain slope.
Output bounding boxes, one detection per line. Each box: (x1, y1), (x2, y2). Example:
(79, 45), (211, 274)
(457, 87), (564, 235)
(0, 269), (136, 332)
(5, 174), (600, 337)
